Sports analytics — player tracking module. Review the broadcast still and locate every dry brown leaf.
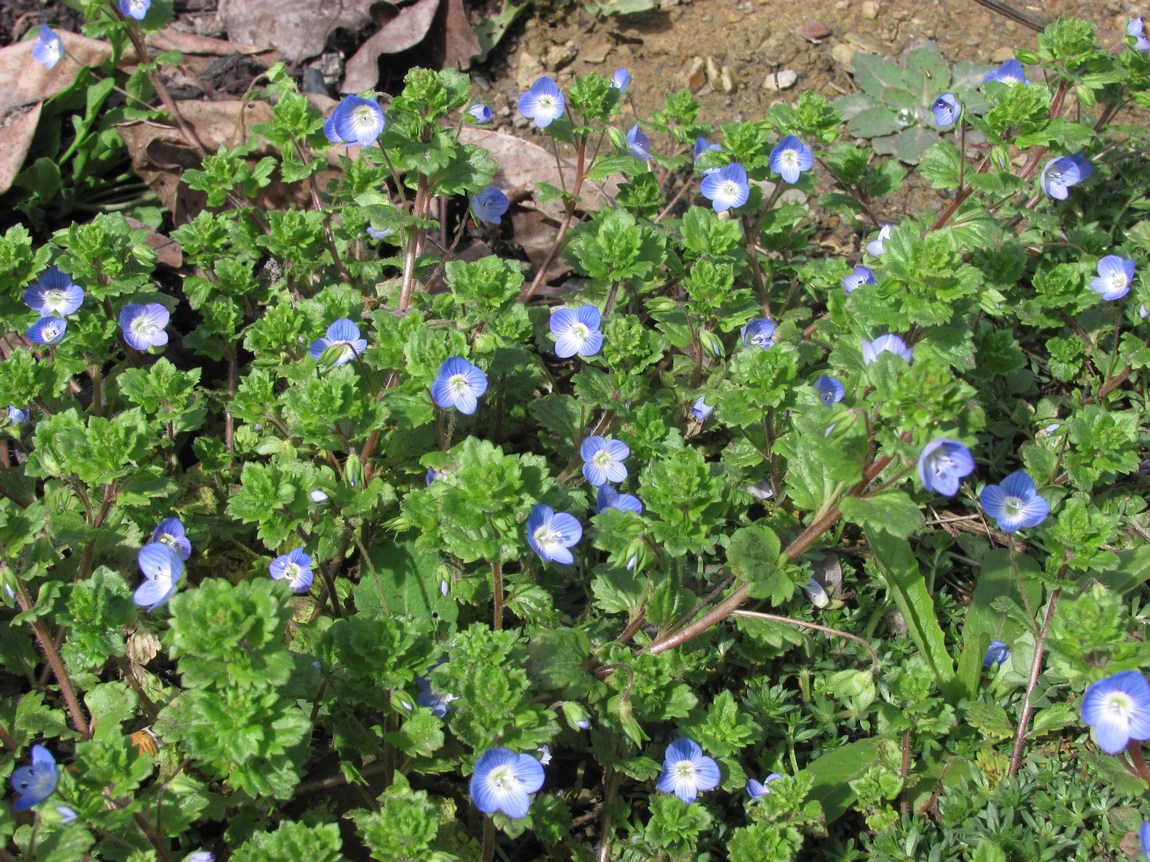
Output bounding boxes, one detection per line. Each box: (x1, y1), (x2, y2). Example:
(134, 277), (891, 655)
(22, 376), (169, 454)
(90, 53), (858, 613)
(434, 0), (481, 70)
(0, 31), (113, 196)
(149, 29), (268, 56)
(125, 217), (184, 269)
(219, 0), (376, 62)
(342, 0), (442, 93)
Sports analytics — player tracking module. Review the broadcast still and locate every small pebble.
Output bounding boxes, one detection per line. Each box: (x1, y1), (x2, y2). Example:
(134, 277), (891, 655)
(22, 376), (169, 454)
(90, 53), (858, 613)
(832, 42), (855, 69)
(801, 21), (832, 41)
(763, 69), (798, 90)
(861, 1), (879, 19)
(686, 57), (706, 91)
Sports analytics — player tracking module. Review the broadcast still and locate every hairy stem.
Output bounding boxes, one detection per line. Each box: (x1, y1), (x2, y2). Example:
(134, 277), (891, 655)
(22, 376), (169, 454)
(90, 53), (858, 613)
(1007, 588), (1060, 777)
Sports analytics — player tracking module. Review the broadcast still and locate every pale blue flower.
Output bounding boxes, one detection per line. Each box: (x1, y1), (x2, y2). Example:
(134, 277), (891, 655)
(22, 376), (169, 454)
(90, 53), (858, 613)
(467, 104), (493, 123)
(741, 317), (776, 349)
(580, 435), (629, 486)
(979, 470), (1048, 532)
(470, 748), (545, 819)
(867, 223), (893, 257)
(814, 375), (844, 407)
(309, 318), (367, 366)
(1089, 255), (1135, 301)
(134, 542), (185, 611)
(656, 738), (720, 804)
(324, 95), (386, 147)
(24, 266), (83, 317)
(431, 357), (488, 414)
(416, 670), (455, 718)
(983, 640), (1011, 668)
(1040, 153), (1092, 200)
(769, 135), (813, 184)
(611, 68), (631, 91)
(701, 163), (749, 212)
(931, 93), (962, 127)
(518, 77), (565, 129)
(1080, 670), (1150, 754)
(691, 396), (714, 423)
(1140, 821), (1150, 861)
(694, 137), (721, 165)
(119, 0), (150, 20)
(27, 316), (67, 345)
(470, 187), (509, 224)
(918, 439), (975, 496)
(526, 504), (581, 564)
(10, 745), (58, 810)
(120, 303), (170, 351)
(7, 405), (30, 426)
(32, 25), (62, 70)
(746, 773), (783, 799)
(862, 334), (913, 364)
(983, 59), (1029, 85)
(151, 517), (192, 560)
(1130, 18), (1150, 52)
(550, 305), (603, 358)
(596, 485), (643, 514)
(842, 264), (875, 294)
(269, 547), (313, 593)
(626, 124), (651, 160)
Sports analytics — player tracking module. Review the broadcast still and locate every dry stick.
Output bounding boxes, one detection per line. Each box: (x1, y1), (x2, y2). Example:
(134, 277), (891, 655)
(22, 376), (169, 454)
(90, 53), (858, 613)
(119, 23), (207, 160)
(398, 173), (431, 312)
(730, 610), (880, 675)
(970, 0), (1047, 32)
(1007, 587), (1060, 777)
(595, 766), (623, 862)
(491, 560), (505, 631)
(519, 134), (590, 304)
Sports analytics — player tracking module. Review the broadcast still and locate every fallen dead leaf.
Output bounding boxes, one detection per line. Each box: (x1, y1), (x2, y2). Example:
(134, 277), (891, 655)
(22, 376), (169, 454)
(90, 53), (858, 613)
(433, 0), (482, 70)
(149, 29), (268, 57)
(219, 0), (376, 62)
(342, 0), (442, 93)
(125, 217), (184, 269)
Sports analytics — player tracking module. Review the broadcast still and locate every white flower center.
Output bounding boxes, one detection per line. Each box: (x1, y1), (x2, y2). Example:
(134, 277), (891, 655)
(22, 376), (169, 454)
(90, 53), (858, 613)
(534, 524), (557, 547)
(537, 96), (555, 113)
(1106, 692), (1133, 720)
(132, 318), (160, 341)
(1003, 495), (1025, 518)
(449, 373), (468, 394)
(593, 450), (613, 467)
(719, 180), (738, 198)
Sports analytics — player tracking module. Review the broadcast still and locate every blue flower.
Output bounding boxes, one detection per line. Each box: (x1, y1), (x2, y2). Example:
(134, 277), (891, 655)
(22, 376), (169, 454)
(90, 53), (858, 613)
(746, 773), (783, 799)
(134, 542), (185, 611)
(611, 68), (631, 91)
(862, 334), (913, 364)
(7, 405), (30, 427)
(701, 163), (750, 212)
(690, 396), (714, 423)
(120, 303), (170, 351)
(308, 318), (367, 366)
(1090, 255), (1135, 300)
(1080, 670), (1150, 754)
(119, 0), (150, 19)
(983, 59), (1029, 85)
(27, 316), (67, 345)
(842, 264), (875, 294)
(526, 504), (582, 564)
(518, 77), (565, 129)
(470, 187), (509, 224)
(656, 738), (721, 804)
(802, 577), (830, 608)
(983, 640), (1011, 668)
(931, 93), (962, 128)
(597, 485), (643, 514)
(32, 25), (62, 70)
(269, 547), (313, 593)
(24, 266), (83, 317)
(918, 439), (975, 496)
(185, 854), (215, 862)
(550, 305), (603, 358)
(814, 375), (844, 407)
(1141, 821), (1150, 862)
(979, 470), (1049, 532)
(366, 226), (393, 240)
(470, 748), (545, 819)
(425, 467), (439, 486)
(55, 805), (78, 824)
(694, 137), (721, 165)
(626, 124), (651, 160)
(152, 517), (192, 560)
(431, 357), (488, 414)
(1130, 18), (1150, 52)
(416, 668), (455, 718)
(580, 435), (630, 486)
(867, 223), (893, 257)
(10, 745), (58, 811)
(741, 317), (777, 349)
(467, 104), (493, 123)
(1040, 153), (1092, 200)
(324, 95), (386, 147)
(769, 135), (813, 184)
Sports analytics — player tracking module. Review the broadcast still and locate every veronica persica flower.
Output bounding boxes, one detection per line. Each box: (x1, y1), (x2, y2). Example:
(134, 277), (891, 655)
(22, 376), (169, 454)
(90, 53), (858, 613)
(324, 95), (386, 147)
(416, 671), (455, 718)
(120, 303), (170, 351)
(867, 223), (893, 256)
(467, 103), (493, 123)
(365, 226), (392, 240)
(656, 738), (721, 804)
(802, 577), (830, 608)
(27, 316), (67, 345)
(611, 68), (631, 91)
(746, 773), (783, 799)
(980, 470), (1049, 532)
(269, 547), (313, 593)
(983, 59), (1029, 85)
(931, 93), (962, 127)
(1141, 821), (1150, 861)
(691, 396), (714, 423)
(32, 25), (62, 70)
(550, 305), (603, 358)
(983, 640), (1011, 668)
(1040, 153), (1092, 200)
(470, 187), (509, 225)
(814, 375), (844, 407)
(1130, 18), (1150, 52)
(526, 504), (582, 564)
(119, 0), (150, 19)
(152, 517), (192, 560)
(918, 439), (975, 496)
(431, 357), (488, 414)
(769, 135), (813, 184)
(580, 435), (630, 486)
(626, 124), (651, 160)
(1090, 255), (1135, 300)
(741, 317), (777, 349)
(862, 334), (913, 364)
(1080, 670), (1150, 754)
(7, 405), (29, 427)
(518, 77), (565, 129)
(470, 748), (545, 819)
(185, 853), (215, 862)
(24, 266), (83, 317)
(694, 137), (721, 164)
(842, 264), (875, 294)
(597, 484), (643, 514)
(309, 318), (367, 366)
(134, 542), (185, 611)
(10, 745), (58, 811)
(701, 163), (750, 212)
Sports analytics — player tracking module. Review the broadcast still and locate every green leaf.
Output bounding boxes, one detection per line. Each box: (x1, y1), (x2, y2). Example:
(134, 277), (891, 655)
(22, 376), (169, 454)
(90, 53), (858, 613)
(804, 737), (883, 824)
(839, 491), (924, 539)
(727, 524), (791, 604)
(963, 701), (1014, 739)
(919, 141), (962, 190)
(233, 822), (342, 862)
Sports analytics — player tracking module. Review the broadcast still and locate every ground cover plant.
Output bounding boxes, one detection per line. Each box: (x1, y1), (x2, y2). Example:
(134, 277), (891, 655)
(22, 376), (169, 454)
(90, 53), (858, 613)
(3, 2), (1150, 860)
